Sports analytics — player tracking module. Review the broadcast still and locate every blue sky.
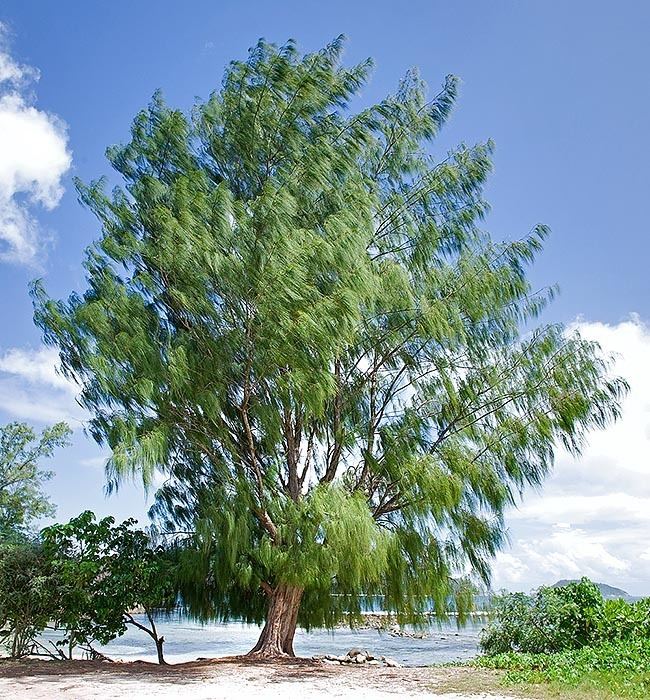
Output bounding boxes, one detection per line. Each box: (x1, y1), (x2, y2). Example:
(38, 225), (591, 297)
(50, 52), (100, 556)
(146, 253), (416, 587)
(0, 1), (649, 594)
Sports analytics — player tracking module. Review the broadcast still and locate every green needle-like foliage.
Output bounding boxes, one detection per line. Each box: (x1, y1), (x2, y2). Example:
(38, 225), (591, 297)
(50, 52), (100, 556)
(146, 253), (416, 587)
(33, 37), (626, 655)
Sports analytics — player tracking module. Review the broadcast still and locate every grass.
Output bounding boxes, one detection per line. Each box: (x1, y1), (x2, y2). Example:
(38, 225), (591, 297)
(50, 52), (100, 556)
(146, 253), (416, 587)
(471, 638), (650, 699)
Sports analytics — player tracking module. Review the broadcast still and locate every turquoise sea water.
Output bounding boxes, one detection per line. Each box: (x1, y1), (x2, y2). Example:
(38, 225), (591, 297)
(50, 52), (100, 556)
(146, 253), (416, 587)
(90, 615), (482, 667)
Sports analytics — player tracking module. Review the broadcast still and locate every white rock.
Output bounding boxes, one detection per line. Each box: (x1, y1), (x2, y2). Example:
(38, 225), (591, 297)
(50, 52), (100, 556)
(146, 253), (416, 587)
(383, 657), (402, 668)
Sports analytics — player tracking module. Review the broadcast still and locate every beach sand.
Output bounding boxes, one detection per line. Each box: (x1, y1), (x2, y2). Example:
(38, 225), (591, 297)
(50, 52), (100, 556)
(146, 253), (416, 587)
(0, 658), (530, 699)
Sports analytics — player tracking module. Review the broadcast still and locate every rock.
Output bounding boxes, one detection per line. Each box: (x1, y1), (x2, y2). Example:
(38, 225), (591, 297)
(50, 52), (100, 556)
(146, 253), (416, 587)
(383, 657), (402, 668)
(323, 658), (341, 665)
(337, 654), (348, 662)
(388, 626), (428, 639)
(368, 659), (380, 666)
(354, 654), (367, 663)
(346, 647), (368, 658)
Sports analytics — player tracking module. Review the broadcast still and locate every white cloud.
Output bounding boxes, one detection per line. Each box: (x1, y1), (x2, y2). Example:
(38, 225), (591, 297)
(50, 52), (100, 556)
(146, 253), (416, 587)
(493, 317), (650, 596)
(0, 47), (37, 85)
(0, 345), (85, 425)
(0, 346), (75, 393)
(0, 22), (71, 265)
(492, 525), (631, 593)
(509, 493), (650, 527)
(79, 455), (109, 470)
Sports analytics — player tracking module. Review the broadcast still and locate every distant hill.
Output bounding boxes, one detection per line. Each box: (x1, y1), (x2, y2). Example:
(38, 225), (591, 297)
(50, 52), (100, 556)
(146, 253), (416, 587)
(552, 579), (643, 602)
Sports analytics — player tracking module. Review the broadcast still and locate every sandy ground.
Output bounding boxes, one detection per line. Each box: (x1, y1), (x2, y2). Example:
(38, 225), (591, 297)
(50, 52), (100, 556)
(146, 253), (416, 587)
(0, 658), (532, 699)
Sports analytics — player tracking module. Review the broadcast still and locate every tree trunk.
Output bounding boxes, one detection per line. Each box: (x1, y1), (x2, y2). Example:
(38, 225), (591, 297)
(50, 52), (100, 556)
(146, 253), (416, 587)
(247, 584), (304, 658)
(155, 635), (166, 665)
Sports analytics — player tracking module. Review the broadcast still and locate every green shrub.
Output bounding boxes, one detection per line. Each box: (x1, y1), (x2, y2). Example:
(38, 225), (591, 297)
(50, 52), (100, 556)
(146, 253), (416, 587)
(41, 510), (176, 662)
(478, 578), (650, 698)
(599, 597), (650, 642)
(0, 541), (57, 657)
(476, 638), (650, 698)
(480, 577), (604, 654)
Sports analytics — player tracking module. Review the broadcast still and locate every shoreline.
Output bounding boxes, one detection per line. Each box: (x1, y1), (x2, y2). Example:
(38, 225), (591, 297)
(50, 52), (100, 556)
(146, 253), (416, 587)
(33, 615), (483, 667)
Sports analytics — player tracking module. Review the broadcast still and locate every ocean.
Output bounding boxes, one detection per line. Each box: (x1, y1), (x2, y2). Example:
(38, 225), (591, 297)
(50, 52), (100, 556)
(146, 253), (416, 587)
(91, 615), (483, 667)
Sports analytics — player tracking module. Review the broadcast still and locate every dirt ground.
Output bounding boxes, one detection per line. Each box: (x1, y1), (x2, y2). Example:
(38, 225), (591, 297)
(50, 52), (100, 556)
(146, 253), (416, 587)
(0, 657), (532, 699)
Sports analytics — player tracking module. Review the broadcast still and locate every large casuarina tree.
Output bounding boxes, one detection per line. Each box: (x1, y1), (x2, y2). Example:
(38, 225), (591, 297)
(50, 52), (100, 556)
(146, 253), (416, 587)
(33, 38), (625, 657)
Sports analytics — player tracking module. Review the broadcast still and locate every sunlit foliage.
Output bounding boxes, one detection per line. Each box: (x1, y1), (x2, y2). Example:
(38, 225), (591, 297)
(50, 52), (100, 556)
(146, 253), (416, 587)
(33, 37), (625, 653)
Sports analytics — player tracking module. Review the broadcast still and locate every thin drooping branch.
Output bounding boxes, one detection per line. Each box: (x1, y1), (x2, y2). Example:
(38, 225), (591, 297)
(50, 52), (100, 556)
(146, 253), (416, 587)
(322, 359), (344, 483)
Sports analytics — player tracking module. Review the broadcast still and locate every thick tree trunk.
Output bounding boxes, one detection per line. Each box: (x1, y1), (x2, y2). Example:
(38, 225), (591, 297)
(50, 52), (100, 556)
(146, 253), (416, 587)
(247, 584), (304, 658)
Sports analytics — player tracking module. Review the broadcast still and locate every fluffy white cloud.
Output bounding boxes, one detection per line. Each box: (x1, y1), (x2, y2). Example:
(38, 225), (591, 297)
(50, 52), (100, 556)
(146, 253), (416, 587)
(0, 345), (84, 425)
(0, 23), (71, 265)
(509, 493), (650, 528)
(0, 346), (75, 392)
(493, 525), (631, 591)
(492, 317), (650, 596)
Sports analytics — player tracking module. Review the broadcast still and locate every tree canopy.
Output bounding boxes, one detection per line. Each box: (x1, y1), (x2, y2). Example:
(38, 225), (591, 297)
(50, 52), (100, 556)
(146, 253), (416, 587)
(41, 511), (175, 662)
(0, 539), (55, 657)
(33, 37), (625, 656)
(0, 421), (71, 540)
(0, 511), (174, 661)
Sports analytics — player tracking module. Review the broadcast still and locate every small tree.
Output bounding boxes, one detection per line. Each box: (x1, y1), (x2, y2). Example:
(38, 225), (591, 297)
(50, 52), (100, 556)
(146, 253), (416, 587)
(34, 38), (625, 657)
(0, 422), (71, 540)
(41, 511), (175, 662)
(0, 540), (56, 657)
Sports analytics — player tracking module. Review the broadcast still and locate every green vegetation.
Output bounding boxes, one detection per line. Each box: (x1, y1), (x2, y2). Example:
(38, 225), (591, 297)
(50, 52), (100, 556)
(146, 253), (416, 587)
(31, 37), (625, 657)
(480, 578), (605, 654)
(0, 421), (71, 540)
(0, 540), (56, 658)
(0, 421), (177, 661)
(0, 511), (174, 663)
(41, 511), (176, 662)
(477, 578), (650, 698)
(478, 640), (650, 699)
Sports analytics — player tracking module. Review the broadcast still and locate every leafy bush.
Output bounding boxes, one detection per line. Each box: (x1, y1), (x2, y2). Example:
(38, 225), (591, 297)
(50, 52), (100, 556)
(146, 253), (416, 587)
(478, 578), (650, 697)
(0, 512), (175, 661)
(476, 638), (650, 698)
(480, 577), (604, 654)
(599, 597), (650, 642)
(0, 540), (57, 657)
(41, 511), (176, 662)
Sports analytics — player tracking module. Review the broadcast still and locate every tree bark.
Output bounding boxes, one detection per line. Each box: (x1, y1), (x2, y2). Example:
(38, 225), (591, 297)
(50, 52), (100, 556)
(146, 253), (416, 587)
(155, 635), (166, 665)
(125, 611), (167, 664)
(246, 584), (304, 658)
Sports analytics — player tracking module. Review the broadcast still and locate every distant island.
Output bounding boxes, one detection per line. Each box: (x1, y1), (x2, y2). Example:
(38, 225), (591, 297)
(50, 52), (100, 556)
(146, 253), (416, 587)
(551, 579), (643, 602)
